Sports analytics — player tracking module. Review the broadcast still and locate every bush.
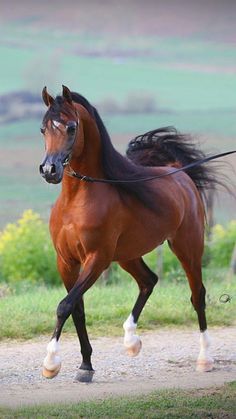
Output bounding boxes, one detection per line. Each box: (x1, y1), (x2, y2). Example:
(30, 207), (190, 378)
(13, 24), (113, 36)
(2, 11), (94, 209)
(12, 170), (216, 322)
(209, 221), (236, 268)
(0, 210), (59, 285)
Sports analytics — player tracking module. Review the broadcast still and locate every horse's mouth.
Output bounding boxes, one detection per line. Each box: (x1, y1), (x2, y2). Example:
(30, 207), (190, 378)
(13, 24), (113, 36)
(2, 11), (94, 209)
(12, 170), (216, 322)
(46, 177), (62, 184)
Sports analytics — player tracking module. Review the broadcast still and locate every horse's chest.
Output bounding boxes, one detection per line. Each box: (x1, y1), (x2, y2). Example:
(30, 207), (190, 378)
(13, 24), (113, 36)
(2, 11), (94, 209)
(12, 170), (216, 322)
(54, 214), (106, 264)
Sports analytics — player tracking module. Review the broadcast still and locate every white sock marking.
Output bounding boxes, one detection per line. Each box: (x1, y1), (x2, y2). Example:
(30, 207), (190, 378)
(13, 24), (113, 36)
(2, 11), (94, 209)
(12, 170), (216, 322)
(197, 330), (213, 364)
(123, 314), (140, 348)
(43, 338), (61, 371)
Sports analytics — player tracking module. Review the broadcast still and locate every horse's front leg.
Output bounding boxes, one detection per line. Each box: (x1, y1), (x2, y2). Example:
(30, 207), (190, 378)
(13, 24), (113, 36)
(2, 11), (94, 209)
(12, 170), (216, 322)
(43, 298), (95, 382)
(72, 298), (94, 382)
(119, 258), (158, 357)
(42, 257), (79, 379)
(42, 253), (108, 380)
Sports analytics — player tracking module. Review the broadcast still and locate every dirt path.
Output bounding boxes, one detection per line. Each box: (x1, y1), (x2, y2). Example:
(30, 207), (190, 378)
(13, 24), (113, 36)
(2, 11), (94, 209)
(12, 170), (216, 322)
(0, 327), (235, 408)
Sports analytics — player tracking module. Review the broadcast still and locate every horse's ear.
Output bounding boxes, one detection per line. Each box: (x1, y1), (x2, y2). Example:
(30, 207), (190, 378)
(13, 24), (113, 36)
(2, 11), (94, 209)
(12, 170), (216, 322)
(62, 85), (73, 104)
(42, 87), (54, 107)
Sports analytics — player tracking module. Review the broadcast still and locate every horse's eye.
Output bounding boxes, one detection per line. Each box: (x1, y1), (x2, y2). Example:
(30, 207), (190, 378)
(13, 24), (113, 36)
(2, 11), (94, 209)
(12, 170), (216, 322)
(40, 127), (45, 134)
(67, 123), (77, 135)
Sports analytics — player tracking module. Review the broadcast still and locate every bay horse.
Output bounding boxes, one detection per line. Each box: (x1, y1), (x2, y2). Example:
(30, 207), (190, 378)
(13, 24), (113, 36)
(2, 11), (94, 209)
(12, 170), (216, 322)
(39, 85), (222, 382)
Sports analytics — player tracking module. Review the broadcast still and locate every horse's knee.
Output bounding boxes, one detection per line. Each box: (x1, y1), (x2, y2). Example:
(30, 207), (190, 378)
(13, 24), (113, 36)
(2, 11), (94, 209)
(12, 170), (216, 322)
(57, 297), (73, 320)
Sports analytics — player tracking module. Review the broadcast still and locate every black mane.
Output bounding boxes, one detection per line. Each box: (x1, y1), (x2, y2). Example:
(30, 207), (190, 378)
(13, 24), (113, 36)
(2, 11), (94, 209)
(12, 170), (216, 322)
(48, 92), (160, 210)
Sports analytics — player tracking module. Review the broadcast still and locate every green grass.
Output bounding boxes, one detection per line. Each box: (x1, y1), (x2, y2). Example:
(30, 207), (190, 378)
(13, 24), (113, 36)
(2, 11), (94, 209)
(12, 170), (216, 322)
(0, 272), (235, 340)
(0, 382), (235, 418)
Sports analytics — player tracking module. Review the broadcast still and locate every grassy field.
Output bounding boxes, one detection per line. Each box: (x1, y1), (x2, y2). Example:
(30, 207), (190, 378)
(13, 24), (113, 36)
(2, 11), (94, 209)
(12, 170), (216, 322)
(0, 381), (235, 418)
(0, 271), (235, 340)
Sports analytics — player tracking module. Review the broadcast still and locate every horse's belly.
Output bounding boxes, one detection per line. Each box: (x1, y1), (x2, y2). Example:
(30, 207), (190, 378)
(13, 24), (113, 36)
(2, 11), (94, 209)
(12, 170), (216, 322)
(113, 222), (171, 262)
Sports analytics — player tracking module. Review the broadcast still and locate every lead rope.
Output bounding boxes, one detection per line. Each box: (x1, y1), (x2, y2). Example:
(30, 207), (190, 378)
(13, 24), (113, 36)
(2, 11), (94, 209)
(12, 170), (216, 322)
(65, 150), (236, 184)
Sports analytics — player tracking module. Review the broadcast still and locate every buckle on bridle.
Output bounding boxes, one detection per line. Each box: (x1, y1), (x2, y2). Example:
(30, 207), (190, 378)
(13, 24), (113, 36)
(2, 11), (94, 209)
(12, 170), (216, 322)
(65, 164), (76, 177)
(62, 156), (70, 167)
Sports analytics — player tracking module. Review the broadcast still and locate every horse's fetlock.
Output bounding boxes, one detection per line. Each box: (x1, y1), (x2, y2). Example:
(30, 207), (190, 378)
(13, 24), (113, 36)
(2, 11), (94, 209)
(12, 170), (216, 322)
(80, 360), (93, 371)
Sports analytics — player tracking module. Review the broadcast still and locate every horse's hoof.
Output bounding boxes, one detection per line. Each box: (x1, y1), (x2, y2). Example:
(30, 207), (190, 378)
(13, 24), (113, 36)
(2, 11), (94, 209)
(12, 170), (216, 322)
(125, 338), (142, 357)
(42, 363), (61, 379)
(74, 369), (95, 383)
(196, 359), (214, 372)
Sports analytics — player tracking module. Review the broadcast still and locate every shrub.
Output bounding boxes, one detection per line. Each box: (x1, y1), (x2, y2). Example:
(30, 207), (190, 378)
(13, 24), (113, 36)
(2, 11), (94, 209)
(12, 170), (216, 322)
(0, 210), (59, 285)
(209, 221), (236, 268)
(144, 242), (179, 272)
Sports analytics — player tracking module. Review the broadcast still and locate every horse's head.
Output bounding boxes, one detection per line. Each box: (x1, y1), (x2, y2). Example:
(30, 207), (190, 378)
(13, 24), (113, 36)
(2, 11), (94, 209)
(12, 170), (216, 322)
(40, 85), (80, 184)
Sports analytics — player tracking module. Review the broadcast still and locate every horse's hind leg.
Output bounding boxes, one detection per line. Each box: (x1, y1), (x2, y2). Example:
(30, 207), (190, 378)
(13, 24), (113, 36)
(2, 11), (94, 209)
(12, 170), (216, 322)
(168, 235), (214, 372)
(119, 258), (158, 357)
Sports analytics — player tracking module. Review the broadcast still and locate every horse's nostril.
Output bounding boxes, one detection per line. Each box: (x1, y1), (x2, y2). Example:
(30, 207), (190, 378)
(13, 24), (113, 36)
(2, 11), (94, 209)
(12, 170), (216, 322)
(51, 164), (56, 175)
(39, 164), (44, 175)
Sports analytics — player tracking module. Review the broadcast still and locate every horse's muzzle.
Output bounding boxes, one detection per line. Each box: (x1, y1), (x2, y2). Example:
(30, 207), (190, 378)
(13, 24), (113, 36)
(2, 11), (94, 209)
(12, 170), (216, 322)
(39, 155), (64, 184)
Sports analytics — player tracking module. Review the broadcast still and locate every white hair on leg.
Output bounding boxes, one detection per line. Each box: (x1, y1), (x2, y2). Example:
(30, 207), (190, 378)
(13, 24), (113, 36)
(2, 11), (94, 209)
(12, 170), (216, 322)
(196, 330), (214, 372)
(43, 338), (61, 372)
(123, 314), (142, 357)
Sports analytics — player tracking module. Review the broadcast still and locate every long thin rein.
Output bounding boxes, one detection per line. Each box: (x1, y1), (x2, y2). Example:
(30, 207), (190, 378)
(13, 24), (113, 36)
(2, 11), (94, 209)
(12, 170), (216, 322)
(66, 150), (236, 184)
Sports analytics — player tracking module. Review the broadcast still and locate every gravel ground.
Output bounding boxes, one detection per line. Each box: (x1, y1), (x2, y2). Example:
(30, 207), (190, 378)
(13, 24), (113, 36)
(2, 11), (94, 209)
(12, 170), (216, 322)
(0, 327), (235, 407)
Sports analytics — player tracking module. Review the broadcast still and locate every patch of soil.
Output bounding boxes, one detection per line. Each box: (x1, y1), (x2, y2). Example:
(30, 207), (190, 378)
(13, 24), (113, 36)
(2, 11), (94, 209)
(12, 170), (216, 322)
(0, 327), (235, 407)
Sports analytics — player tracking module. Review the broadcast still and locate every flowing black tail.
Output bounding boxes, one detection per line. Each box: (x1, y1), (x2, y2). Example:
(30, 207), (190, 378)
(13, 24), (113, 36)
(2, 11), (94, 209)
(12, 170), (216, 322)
(126, 126), (229, 195)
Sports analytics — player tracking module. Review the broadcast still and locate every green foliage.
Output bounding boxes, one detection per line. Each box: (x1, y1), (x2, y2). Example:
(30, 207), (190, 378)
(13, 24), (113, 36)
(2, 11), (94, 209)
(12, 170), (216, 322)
(0, 210), (59, 285)
(145, 243), (181, 274)
(208, 221), (236, 267)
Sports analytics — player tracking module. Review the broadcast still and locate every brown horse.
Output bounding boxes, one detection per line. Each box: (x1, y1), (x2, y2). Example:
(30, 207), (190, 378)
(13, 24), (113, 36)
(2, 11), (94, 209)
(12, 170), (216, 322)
(40, 85), (219, 382)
